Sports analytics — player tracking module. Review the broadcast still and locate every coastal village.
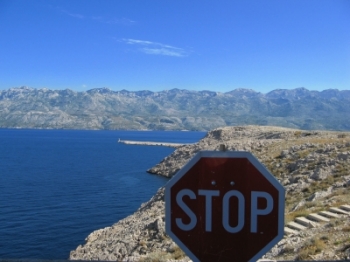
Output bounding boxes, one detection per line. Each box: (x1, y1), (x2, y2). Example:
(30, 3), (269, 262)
(70, 126), (350, 261)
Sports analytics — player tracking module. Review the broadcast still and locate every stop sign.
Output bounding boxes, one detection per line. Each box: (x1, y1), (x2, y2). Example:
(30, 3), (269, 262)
(165, 151), (284, 262)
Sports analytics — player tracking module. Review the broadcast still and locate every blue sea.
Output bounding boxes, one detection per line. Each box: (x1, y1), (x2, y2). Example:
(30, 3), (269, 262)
(0, 129), (205, 259)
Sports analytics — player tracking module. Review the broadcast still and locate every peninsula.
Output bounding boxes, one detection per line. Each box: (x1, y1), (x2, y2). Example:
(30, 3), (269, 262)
(70, 125), (350, 261)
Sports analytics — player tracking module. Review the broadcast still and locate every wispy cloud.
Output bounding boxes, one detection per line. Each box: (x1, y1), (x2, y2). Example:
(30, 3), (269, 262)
(58, 8), (135, 25)
(107, 18), (136, 25)
(60, 9), (85, 19)
(123, 39), (154, 45)
(92, 16), (136, 25)
(121, 38), (188, 57)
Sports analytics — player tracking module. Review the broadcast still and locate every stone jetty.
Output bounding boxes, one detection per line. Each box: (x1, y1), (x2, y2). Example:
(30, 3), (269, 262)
(118, 139), (188, 148)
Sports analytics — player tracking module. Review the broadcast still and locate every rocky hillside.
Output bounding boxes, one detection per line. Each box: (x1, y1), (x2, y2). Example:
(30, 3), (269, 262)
(1, 87), (350, 131)
(69, 126), (350, 261)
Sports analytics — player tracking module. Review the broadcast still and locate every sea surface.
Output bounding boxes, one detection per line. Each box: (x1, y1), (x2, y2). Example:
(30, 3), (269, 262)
(0, 129), (205, 259)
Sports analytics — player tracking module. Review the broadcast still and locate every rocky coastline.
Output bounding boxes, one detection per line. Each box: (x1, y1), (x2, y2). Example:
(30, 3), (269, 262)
(69, 126), (350, 261)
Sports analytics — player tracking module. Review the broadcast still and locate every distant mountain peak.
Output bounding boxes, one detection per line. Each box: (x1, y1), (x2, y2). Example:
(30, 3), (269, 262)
(87, 87), (114, 94)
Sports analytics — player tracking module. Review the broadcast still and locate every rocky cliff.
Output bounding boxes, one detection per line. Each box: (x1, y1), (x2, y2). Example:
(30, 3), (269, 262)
(69, 126), (350, 261)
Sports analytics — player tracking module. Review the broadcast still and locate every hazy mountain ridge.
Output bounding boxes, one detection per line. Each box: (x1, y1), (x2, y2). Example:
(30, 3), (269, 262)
(1, 86), (349, 131)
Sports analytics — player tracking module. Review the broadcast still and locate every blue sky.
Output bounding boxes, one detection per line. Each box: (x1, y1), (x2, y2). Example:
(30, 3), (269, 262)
(0, 0), (349, 93)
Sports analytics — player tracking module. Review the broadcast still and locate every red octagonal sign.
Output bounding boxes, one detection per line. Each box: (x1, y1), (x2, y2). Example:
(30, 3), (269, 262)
(165, 151), (284, 262)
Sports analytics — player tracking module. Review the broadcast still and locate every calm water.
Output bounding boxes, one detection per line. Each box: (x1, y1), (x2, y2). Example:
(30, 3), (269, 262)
(0, 129), (205, 259)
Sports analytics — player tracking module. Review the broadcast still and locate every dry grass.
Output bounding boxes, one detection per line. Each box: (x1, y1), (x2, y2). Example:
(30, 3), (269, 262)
(250, 131), (350, 260)
(259, 136), (350, 160)
(296, 237), (327, 260)
(261, 134), (350, 226)
(342, 226), (350, 232)
(139, 245), (186, 262)
(285, 208), (311, 224)
(172, 246), (186, 260)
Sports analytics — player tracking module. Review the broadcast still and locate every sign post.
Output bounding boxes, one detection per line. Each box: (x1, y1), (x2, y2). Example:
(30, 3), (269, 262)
(165, 151), (284, 262)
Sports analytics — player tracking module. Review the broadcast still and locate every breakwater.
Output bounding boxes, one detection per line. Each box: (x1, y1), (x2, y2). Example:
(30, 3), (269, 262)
(118, 139), (188, 148)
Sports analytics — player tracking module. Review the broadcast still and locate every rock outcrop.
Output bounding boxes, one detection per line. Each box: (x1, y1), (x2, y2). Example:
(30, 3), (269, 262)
(70, 126), (350, 261)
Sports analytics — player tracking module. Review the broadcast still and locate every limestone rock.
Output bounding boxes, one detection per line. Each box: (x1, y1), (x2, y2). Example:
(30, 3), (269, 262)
(310, 167), (331, 181)
(70, 125), (350, 261)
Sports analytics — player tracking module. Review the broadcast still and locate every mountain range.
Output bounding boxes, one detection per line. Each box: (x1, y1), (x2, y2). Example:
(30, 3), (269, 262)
(0, 86), (349, 131)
